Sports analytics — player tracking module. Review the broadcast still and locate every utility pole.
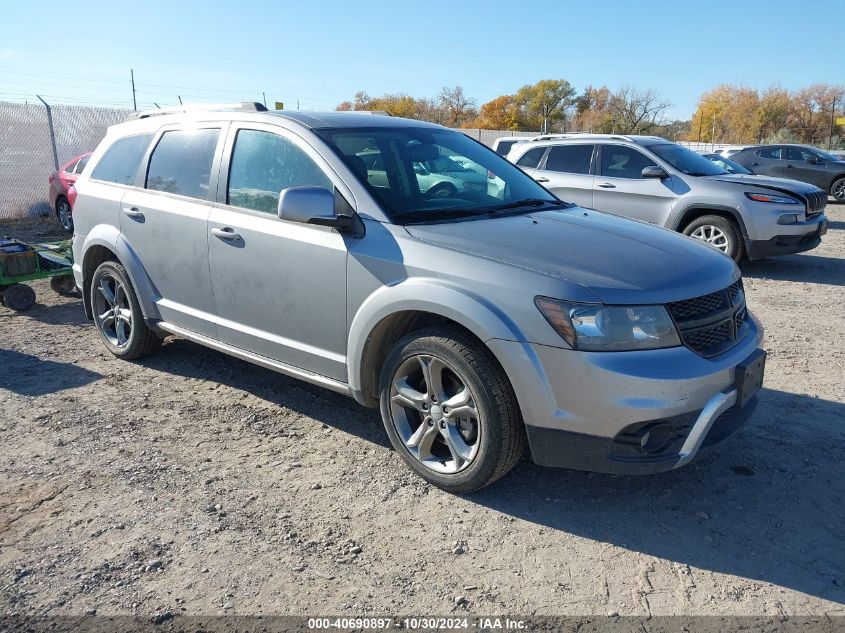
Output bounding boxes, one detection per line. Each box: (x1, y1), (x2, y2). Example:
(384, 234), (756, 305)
(130, 69), (137, 111)
(36, 95), (59, 172)
(262, 92), (267, 108)
(297, 100), (300, 111)
(829, 97), (837, 150)
(697, 114), (703, 144)
(711, 114), (716, 149)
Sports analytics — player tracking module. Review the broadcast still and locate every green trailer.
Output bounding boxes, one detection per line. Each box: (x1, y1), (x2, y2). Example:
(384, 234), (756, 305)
(0, 238), (78, 311)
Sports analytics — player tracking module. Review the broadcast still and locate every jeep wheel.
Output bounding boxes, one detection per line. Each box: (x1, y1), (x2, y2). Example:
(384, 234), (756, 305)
(832, 177), (845, 202)
(683, 215), (744, 262)
(91, 260), (161, 360)
(379, 327), (525, 493)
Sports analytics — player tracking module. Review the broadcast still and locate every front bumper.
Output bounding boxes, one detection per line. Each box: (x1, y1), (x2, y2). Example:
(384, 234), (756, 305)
(745, 214), (827, 260)
(487, 312), (764, 474)
(525, 388), (758, 474)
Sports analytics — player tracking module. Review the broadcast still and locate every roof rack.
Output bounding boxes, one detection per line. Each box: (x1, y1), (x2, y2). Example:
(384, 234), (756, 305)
(126, 101), (268, 121)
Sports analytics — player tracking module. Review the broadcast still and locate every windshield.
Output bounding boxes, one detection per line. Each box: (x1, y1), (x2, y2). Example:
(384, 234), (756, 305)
(703, 154), (753, 175)
(812, 148), (844, 162)
(648, 143), (728, 176)
(315, 127), (561, 224)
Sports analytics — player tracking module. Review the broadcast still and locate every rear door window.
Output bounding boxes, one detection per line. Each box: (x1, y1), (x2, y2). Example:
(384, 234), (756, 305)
(515, 147), (547, 168)
(495, 140), (517, 156)
(755, 147), (782, 159)
(545, 145), (594, 174)
(227, 129), (332, 214)
(90, 133), (154, 185)
(599, 145), (656, 179)
(146, 129), (220, 200)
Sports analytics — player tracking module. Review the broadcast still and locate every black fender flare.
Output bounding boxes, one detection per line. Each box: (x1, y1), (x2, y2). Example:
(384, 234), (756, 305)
(671, 204), (749, 240)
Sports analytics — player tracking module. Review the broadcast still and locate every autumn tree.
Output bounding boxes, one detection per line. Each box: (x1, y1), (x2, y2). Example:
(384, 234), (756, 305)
(470, 95), (521, 130)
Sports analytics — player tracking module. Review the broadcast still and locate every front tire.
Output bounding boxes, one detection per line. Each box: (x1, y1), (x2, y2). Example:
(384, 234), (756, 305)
(90, 260), (161, 360)
(831, 177), (845, 202)
(379, 327), (525, 493)
(683, 214), (744, 262)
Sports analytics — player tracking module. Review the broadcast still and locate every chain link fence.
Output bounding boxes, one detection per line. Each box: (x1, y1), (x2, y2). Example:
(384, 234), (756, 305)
(0, 100), (542, 221)
(0, 101), (130, 220)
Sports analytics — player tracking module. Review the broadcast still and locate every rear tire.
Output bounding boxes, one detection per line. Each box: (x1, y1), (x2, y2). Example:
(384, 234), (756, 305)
(56, 196), (73, 233)
(378, 326), (525, 493)
(831, 177), (845, 202)
(90, 260), (161, 360)
(2, 284), (36, 311)
(683, 214), (744, 262)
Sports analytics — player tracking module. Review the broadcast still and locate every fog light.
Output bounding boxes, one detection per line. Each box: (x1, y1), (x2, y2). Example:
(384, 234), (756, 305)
(777, 214), (800, 225)
(640, 424), (673, 454)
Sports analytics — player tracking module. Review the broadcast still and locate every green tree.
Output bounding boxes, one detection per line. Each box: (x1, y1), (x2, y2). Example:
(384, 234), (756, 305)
(514, 79), (576, 133)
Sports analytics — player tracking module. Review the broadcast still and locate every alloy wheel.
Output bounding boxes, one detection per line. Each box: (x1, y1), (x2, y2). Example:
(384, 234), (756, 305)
(58, 199), (72, 231)
(690, 224), (730, 253)
(93, 274), (133, 348)
(388, 354), (481, 474)
(833, 179), (845, 201)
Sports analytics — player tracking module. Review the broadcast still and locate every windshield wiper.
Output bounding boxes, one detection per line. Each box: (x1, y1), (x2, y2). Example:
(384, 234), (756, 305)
(391, 199), (567, 225)
(390, 208), (490, 224)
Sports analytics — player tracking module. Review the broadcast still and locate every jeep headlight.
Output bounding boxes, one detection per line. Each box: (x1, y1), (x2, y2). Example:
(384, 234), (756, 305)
(535, 298), (681, 351)
(745, 192), (799, 204)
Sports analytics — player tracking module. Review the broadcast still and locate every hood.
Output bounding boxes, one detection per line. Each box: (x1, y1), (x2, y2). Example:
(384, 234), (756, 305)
(705, 173), (823, 195)
(404, 207), (738, 305)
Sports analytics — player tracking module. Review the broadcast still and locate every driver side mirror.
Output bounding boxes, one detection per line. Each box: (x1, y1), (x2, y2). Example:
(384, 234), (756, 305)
(642, 165), (670, 179)
(277, 186), (353, 231)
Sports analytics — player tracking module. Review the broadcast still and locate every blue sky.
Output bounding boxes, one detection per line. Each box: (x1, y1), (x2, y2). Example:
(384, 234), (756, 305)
(0, 0), (841, 119)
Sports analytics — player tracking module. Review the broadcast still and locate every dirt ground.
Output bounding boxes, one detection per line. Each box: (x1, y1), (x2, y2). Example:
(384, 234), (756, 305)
(1, 207), (844, 620)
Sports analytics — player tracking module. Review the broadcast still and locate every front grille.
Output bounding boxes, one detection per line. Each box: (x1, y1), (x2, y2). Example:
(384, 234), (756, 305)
(805, 190), (827, 217)
(666, 290), (727, 320)
(666, 279), (748, 358)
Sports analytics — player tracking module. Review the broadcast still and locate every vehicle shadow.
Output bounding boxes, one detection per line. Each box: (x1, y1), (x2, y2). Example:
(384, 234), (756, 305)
(140, 339), (845, 604)
(137, 339), (390, 449)
(0, 348), (103, 395)
(741, 253), (845, 286)
(467, 386), (845, 604)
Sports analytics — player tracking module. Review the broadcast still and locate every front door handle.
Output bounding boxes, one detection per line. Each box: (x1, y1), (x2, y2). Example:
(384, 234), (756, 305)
(597, 182), (616, 189)
(122, 206), (144, 219)
(534, 176), (549, 183)
(786, 164), (794, 168)
(211, 227), (242, 241)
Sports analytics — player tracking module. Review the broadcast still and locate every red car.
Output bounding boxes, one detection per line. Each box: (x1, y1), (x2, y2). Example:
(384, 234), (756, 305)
(48, 152), (92, 232)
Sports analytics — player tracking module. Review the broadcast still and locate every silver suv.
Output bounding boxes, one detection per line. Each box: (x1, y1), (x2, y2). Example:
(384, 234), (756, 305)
(72, 105), (766, 492)
(507, 134), (828, 261)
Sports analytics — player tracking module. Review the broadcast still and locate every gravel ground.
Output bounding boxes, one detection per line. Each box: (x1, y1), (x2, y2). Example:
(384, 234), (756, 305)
(1, 207), (844, 619)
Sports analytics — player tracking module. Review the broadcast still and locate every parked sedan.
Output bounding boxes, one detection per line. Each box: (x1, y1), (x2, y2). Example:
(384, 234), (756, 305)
(48, 152), (92, 232)
(698, 152), (754, 175)
(731, 145), (845, 201)
(358, 151), (488, 198)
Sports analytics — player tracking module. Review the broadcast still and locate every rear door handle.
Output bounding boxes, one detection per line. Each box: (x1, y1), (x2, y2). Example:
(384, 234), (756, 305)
(211, 227), (242, 241)
(597, 182), (616, 189)
(122, 206), (144, 219)
(786, 164), (794, 168)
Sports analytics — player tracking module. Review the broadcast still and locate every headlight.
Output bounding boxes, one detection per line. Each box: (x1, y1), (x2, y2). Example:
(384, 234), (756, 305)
(745, 192), (799, 204)
(535, 298), (681, 351)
